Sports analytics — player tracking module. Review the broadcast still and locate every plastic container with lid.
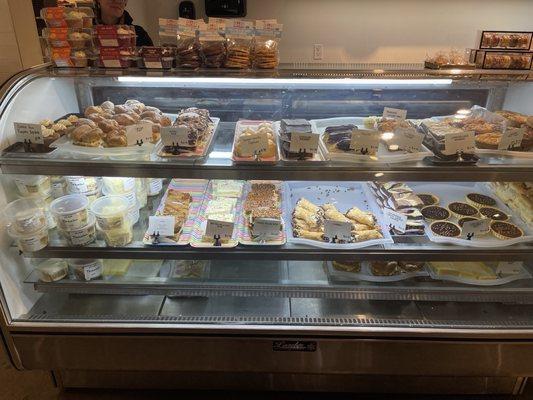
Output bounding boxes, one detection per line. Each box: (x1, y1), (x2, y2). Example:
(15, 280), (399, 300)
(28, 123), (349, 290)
(66, 176), (101, 194)
(36, 259), (68, 282)
(102, 177), (136, 194)
(135, 179), (148, 208)
(14, 175), (51, 198)
(147, 178), (163, 196)
(100, 221), (133, 247)
(59, 214), (96, 246)
(19, 192), (56, 230)
(101, 184), (137, 210)
(50, 194), (89, 230)
(90, 195), (129, 230)
(68, 259), (103, 281)
(3, 198), (47, 234)
(51, 176), (67, 199)
(127, 200), (140, 225)
(8, 224), (49, 253)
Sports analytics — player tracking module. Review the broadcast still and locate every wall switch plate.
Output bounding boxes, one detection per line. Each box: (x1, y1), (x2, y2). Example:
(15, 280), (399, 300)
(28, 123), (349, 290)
(313, 44), (324, 60)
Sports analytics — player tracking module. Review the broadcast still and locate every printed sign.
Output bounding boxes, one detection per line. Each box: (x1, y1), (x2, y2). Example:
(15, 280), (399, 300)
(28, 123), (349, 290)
(444, 131), (475, 155)
(148, 216), (175, 237)
(206, 219), (234, 239)
(383, 208), (408, 233)
(161, 126), (191, 147)
(238, 133), (269, 157)
(350, 130), (380, 155)
(324, 219), (352, 242)
(253, 218), (281, 237)
(289, 132), (319, 153)
(461, 218), (490, 239)
(391, 126), (424, 153)
(126, 123), (153, 146)
(383, 107), (407, 120)
(496, 261), (524, 275)
(498, 127), (525, 151)
(14, 123), (44, 144)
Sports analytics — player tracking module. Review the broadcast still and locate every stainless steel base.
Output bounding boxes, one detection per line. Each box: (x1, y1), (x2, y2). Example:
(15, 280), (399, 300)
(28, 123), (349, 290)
(55, 370), (526, 395)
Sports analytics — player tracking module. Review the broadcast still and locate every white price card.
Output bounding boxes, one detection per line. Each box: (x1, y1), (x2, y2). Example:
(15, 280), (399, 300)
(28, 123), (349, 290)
(391, 126), (424, 153)
(444, 130), (475, 155)
(498, 127), (525, 151)
(102, 59), (122, 68)
(383, 208), (408, 234)
(14, 123), (44, 144)
(238, 133), (269, 157)
(126, 122), (154, 146)
(161, 126), (191, 147)
(350, 130), (380, 155)
(148, 216), (175, 237)
(289, 132), (319, 153)
(461, 218), (490, 240)
(324, 219), (352, 242)
(144, 61), (163, 69)
(383, 107), (407, 120)
(253, 218), (281, 237)
(206, 219), (235, 239)
(496, 261), (524, 275)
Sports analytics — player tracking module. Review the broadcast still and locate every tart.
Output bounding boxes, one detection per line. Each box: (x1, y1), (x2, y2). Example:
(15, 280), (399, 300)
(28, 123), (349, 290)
(370, 261), (398, 276)
(490, 221), (524, 240)
(466, 193), (497, 208)
(417, 193), (439, 206)
(430, 221), (461, 237)
(448, 202), (479, 218)
(421, 205), (450, 221)
(479, 207), (509, 221)
(332, 260), (361, 273)
(458, 216), (479, 227)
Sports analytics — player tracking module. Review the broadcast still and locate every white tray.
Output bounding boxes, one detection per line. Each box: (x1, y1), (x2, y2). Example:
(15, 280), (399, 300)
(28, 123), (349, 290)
(310, 117), (433, 163)
(427, 261), (531, 286)
(409, 182), (533, 247)
(326, 261), (429, 283)
(283, 181), (393, 249)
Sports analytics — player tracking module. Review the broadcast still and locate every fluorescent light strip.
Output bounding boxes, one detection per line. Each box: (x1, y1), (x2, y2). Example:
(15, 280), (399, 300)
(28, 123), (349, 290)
(117, 76), (452, 86)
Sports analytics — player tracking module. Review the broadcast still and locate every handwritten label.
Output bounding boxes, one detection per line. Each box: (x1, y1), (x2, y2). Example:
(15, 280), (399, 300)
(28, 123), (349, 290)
(461, 218), (490, 239)
(498, 127), (525, 151)
(496, 261), (524, 275)
(253, 218), (281, 238)
(14, 123), (44, 144)
(289, 132), (319, 153)
(383, 107), (407, 120)
(161, 126), (190, 147)
(126, 123), (154, 146)
(383, 208), (408, 233)
(144, 61), (163, 69)
(444, 130), (475, 155)
(350, 130), (380, 155)
(324, 219), (352, 242)
(391, 126), (424, 153)
(148, 216), (175, 237)
(238, 133), (269, 157)
(206, 219), (234, 239)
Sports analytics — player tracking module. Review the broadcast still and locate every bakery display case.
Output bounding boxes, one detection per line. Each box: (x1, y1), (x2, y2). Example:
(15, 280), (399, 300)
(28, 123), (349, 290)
(0, 65), (533, 394)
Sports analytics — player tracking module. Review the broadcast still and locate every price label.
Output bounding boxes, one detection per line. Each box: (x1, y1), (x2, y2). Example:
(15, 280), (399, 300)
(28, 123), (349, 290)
(350, 130), (380, 155)
(324, 219), (352, 242)
(100, 38), (119, 47)
(144, 61), (163, 69)
(126, 122), (154, 146)
(461, 218), (490, 239)
(496, 261), (524, 275)
(383, 107), (407, 120)
(161, 126), (191, 147)
(444, 131), (475, 155)
(206, 219), (234, 239)
(148, 216), (175, 237)
(14, 123), (44, 144)
(383, 208), (408, 233)
(391, 126), (424, 153)
(498, 127), (525, 151)
(289, 132), (319, 153)
(238, 133), (269, 157)
(102, 59), (122, 68)
(253, 218), (281, 238)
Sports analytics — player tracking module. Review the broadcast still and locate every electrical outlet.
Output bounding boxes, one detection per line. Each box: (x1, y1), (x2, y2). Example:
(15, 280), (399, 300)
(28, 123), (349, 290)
(313, 44), (323, 60)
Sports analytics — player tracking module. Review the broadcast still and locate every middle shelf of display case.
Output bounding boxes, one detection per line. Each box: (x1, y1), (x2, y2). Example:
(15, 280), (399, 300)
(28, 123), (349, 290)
(28, 243), (533, 262)
(1, 156), (533, 181)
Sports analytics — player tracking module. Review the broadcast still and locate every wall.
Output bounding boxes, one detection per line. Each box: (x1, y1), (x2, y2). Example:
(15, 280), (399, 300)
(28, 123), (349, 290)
(127, 0), (533, 66)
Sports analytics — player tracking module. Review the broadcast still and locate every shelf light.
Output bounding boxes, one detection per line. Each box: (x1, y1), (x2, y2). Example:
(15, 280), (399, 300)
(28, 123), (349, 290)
(117, 76), (453, 86)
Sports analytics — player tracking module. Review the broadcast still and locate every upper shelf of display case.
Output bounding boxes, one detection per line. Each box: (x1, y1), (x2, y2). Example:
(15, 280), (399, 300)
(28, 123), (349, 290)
(0, 65), (531, 180)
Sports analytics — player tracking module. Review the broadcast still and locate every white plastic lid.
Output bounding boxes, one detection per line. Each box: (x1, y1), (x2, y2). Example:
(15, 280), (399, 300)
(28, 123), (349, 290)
(50, 194), (89, 216)
(90, 195), (129, 217)
(3, 198), (47, 233)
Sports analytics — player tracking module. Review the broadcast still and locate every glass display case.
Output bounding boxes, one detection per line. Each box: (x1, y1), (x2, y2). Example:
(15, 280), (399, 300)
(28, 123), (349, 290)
(0, 65), (532, 394)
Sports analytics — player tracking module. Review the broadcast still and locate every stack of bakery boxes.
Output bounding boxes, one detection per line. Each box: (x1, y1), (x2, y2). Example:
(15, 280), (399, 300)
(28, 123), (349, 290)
(41, 5), (95, 68)
(470, 31), (533, 70)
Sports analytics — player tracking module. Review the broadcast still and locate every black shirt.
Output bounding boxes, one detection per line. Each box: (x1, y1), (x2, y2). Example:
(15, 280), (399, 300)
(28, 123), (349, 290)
(96, 10), (154, 47)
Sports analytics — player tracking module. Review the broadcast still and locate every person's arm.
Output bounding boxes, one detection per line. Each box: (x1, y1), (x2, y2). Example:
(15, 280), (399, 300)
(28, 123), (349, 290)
(134, 25), (154, 47)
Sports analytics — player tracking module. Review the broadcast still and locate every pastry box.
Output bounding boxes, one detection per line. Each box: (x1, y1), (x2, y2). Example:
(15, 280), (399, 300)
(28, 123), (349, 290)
(479, 31), (532, 51)
(470, 49), (533, 70)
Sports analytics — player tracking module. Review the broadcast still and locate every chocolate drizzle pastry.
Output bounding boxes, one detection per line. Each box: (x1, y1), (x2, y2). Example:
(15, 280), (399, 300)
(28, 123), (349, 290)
(466, 192), (497, 208)
(430, 221), (461, 237)
(490, 221), (524, 240)
(479, 207), (509, 221)
(421, 205), (450, 221)
(448, 202), (479, 217)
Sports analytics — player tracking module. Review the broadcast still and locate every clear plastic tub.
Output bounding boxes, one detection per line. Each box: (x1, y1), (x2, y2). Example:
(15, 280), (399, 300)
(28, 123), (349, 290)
(100, 221), (133, 247)
(14, 175), (51, 198)
(128, 200), (140, 225)
(102, 177), (136, 193)
(135, 179), (148, 208)
(147, 178), (163, 196)
(50, 194), (89, 230)
(3, 198), (47, 234)
(36, 259), (68, 282)
(51, 176), (67, 199)
(102, 185), (137, 210)
(68, 259), (103, 281)
(8, 224), (49, 252)
(90, 195), (129, 230)
(66, 176), (101, 194)
(59, 214), (96, 246)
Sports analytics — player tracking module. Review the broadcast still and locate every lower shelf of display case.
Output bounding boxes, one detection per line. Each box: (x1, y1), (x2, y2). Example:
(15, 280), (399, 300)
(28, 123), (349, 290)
(24, 260), (533, 304)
